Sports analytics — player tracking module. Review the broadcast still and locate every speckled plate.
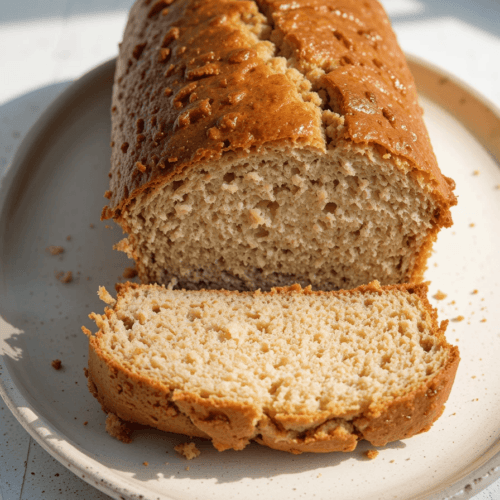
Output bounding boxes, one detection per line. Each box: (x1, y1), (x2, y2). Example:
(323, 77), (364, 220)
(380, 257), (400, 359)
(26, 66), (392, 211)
(1, 56), (500, 500)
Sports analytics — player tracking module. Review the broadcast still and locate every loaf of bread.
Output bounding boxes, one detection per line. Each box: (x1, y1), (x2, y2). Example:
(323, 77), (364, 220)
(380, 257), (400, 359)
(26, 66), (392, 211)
(102, 0), (456, 291)
(84, 281), (459, 453)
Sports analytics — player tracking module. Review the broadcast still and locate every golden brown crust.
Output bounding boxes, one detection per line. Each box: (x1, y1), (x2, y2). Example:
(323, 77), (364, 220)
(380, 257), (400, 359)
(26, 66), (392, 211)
(104, 0), (322, 220)
(88, 342), (209, 439)
(354, 346), (459, 446)
(103, 0), (456, 227)
(172, 392), (261, 451)
(256, 0), (456, 213)
(85, 281), (459, 453)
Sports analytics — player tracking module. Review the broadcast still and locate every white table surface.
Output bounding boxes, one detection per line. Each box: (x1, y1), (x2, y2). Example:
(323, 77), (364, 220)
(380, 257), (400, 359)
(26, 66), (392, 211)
(1, 0), (499, 499)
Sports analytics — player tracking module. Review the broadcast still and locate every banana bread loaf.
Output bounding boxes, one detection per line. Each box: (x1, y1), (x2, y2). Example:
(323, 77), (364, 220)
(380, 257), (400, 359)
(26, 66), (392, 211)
(84, 281), (459, 453)
(102, 0), (457, 291)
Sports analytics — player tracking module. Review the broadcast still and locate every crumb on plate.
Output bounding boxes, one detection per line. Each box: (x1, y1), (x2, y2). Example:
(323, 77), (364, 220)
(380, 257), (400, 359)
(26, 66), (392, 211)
(47, 246), (64, 255)
(105, 413), (132, 444)
(51, 359), (62, 370)
(175, 442), (201, 460)
(433, 290), (447, 300)
(56, 271), (73, 283)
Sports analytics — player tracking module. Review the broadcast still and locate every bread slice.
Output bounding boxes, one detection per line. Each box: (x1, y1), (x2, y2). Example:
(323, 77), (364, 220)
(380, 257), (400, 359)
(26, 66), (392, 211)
(102, 0), (456, 291)
(84, 281), (459, 453)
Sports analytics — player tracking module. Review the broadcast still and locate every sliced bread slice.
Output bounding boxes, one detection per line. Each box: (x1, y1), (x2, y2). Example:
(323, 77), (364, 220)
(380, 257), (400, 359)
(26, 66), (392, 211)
(83, 281), (459, 454)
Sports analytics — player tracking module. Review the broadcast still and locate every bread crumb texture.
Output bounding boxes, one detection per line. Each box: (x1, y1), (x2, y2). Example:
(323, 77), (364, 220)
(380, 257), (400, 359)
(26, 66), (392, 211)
(51, 359), (62, 370)
(105, 413), (132, 444)
(433, 291), (447, 301)
(105, 0), (456, 292)
(87, 282), (459, 453)
(365, 449), (379, 459)
(47, 246), (64, 255)
(56, 271), (73, 283)
(175, 442), (201, 460)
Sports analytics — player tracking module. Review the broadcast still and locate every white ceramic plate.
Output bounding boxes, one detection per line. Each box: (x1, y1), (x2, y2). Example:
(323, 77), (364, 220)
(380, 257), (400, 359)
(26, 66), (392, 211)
(1, 57), (500, 500)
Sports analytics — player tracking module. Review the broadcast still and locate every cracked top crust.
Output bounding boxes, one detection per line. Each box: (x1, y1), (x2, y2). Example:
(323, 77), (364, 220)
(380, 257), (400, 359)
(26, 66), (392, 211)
(259, 0), (455, 209)
(104, 0), (456, 221)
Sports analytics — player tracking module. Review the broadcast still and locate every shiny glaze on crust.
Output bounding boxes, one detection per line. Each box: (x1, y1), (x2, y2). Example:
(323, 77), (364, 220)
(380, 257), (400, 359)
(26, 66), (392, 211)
(104, 0), (456, 221)
(258, 0), (456, 212)
(106, 0), (322, 215)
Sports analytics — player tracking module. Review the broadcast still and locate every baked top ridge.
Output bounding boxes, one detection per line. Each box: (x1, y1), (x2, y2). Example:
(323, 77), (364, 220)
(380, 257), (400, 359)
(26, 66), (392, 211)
(84, 281), (460, 452)
(103, 0), (456, 223)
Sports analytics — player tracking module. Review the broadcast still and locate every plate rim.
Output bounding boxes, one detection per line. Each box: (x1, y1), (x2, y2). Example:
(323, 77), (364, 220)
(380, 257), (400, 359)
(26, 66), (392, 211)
(1, 55), (500, 500)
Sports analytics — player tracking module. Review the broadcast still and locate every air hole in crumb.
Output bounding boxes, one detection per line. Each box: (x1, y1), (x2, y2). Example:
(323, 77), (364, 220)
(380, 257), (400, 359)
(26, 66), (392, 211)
(324, 202), (337, 214)
(223, 172), (235, 183)
(172, 180), (184, 191)
(268, 201), (279, 217)
(122, 316), (134, 330)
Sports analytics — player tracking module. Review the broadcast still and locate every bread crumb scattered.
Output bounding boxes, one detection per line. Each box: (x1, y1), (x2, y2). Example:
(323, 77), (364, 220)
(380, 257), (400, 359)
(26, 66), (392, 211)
(51, 359), (62, 370)
(390, 460), (395, 463)
(47, 246), (64, 255)
(316, 473), (322, 478)
(83, 421), (88, 426)
(473, 170), (480, 175)
(469, 223), (475, 227)
(433, 290), (447, 300)
(55, 270), (73, 283)
(90, 223), (95, 228)
(66, 235), (71, 241)
(98, 286), (116, 306)
(365, 450), (379, 459)
(174, 442), (200, 460)
(472, 289), (478, 295)
(480, 319), (487, 323)
(496, 184), (500, 190)
(105, 413), (132, 444)
(123, 266), (138, 279)
(143, 462), (149, 466)
(452, 316), (465, 322)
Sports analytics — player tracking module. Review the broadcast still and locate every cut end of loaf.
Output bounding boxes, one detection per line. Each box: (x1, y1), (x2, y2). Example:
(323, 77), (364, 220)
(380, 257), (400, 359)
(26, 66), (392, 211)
(121, 144), (442, 291)
(86, 282), (459, 453)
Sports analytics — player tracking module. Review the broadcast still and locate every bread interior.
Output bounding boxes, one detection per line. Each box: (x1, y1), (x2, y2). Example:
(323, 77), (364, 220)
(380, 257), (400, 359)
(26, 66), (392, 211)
(97, 285), (449, 418)
(122, 144), (436, 290)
